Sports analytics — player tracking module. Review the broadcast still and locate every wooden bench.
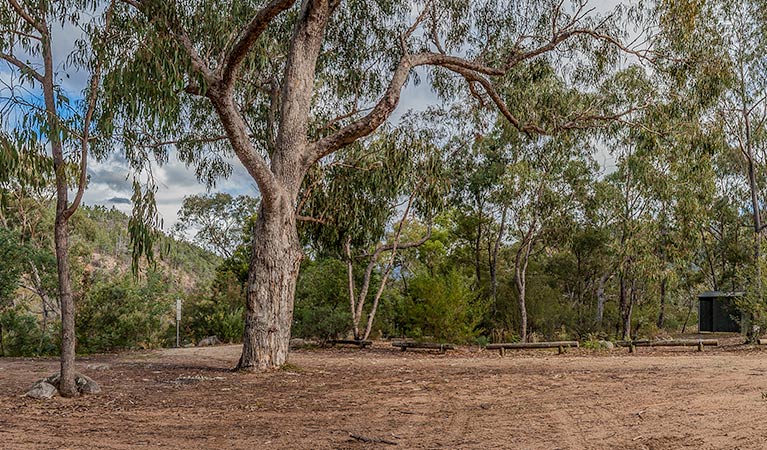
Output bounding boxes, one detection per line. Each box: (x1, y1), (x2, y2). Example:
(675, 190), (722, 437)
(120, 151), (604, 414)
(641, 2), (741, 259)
(391, 341), (455, 353)
(487, 341), (579, 356)
(328, 339), (373, 348)
(618, 339), (718, 353)
(614, 339), (650, 347)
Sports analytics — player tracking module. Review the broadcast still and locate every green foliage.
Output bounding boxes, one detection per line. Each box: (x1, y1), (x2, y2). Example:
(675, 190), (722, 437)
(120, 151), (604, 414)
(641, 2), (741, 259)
(301, 127), (448, 254)
(77, 271), (174, 352)
(0, 228), (24, 304)
(128, 181), (163, 277)
(173, 193), (259, 258)
(0, 305), (56, 357)
(400, 270), (487, 343)
(183, 268), (245, 344)
(0, 133), (54, 192)
(292, 259), (351, 341)
(3, 0), (761, 352)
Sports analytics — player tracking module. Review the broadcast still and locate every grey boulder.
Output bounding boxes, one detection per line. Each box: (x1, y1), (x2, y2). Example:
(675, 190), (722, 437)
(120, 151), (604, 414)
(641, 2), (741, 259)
(197, 336), (222, 347)
(76, 374), (101, 394)
(26, 372), (101, 398)
(25, 381), (57, 399)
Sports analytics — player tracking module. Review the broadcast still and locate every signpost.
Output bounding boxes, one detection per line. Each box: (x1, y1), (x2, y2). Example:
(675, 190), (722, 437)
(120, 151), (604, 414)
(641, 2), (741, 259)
(176, 298), (182, 348)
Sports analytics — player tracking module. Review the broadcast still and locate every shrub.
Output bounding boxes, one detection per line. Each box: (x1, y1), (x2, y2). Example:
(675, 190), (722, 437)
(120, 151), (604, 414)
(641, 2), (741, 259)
(184, 294), (244, 344)
(0, 305), (56, 356)
(292, 259), (351, 341)
(77, 271), (173, 352)
(401, 269), (487, 343)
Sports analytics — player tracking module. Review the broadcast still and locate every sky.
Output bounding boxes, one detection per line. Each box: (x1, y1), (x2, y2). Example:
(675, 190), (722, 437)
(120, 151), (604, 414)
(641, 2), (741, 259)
(1, 0), (626, 230)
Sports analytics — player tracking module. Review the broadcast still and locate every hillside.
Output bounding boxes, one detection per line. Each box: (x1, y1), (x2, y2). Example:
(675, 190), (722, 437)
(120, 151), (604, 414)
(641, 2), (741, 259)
(73, 205), (221, 288)
(1, 203), (224, 356)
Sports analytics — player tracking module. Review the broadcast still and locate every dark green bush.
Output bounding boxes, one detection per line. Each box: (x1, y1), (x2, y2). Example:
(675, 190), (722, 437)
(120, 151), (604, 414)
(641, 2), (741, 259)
(400, 269), (487, 343)
(0, 306), (56, 356)
(77, 271), (173, 352)
(292, 259), (351, 341)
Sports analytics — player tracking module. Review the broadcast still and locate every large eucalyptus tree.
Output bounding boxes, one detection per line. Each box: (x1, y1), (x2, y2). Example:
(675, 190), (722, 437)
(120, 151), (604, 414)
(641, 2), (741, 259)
(102, 0), (653, 369)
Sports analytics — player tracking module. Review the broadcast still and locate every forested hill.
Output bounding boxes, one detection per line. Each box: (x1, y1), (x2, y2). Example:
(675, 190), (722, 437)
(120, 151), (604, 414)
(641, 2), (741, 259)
(1, 201), (222, 356)
(71, 205), (220, 288)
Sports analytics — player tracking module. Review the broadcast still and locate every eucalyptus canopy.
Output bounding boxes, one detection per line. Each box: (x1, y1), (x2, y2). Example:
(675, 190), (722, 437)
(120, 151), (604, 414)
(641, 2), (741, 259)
(100, 0), (658, 369)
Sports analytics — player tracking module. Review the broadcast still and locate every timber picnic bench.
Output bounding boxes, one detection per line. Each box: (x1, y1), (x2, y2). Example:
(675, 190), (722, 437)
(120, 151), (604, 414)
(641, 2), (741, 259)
(487, 341), (579, 356)
(391, 341), (455, 353)
(328, 339), (373, 348)
(616, 339), (718, 353)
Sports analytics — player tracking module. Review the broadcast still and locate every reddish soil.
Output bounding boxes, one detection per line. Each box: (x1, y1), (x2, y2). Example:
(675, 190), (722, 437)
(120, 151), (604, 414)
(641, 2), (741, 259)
(3, 338), (767, 449)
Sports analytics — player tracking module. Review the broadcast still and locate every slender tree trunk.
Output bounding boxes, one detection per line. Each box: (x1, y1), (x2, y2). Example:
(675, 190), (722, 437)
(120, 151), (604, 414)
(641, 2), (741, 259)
(347, 193), (426, 340)
(237, 195), (302, 371)
(40, 22), (80, 396)
(628, 280), (638, 337)
(595, 271), (611, 325)
(619, 273), (631, 340)
(474, 196), (483, 283)
(516, 271), (528, 342)
(54, 214), (77, 396)
(744, 141), (763, 341)
(490, 206), (508, 318)
(657, 277), (667, 329)
(699, 227), (719, 290)
(514, 238), (532, 342)
(345, 239), (360, 339)
(747, 153), (763, 289)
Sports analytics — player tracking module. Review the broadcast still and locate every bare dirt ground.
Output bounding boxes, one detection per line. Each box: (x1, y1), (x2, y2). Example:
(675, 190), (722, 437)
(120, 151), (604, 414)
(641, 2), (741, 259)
(3, 337), (767, 449)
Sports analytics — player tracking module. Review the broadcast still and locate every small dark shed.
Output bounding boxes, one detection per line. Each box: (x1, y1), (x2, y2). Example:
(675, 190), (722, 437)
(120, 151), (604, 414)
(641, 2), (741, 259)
(698, 291), (744, 333)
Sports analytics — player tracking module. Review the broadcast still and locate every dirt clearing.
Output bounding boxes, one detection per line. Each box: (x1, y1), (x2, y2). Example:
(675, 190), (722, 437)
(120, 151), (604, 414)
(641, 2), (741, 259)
(3, 342), (767, 449)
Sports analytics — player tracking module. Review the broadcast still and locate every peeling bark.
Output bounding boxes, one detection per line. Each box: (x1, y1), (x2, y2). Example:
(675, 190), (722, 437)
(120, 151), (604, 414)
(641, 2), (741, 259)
(238, 194), (302, 370)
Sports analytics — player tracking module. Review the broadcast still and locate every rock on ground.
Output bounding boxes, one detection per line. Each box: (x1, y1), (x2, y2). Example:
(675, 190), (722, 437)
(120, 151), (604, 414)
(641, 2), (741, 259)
(75, 374), (101, 394)
(25, 381), (57, 399)
(25, 372), (101, 399)
(197, 336), (222, 347)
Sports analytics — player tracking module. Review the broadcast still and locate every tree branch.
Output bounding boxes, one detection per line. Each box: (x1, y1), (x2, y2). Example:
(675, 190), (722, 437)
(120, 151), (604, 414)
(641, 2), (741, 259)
(277, 0), (331, 155)
(121, 0), (213, 81)
(210, 95), (279, 207)
(0, 52), (44, 84)
(360, 228), (432, 257)
(296, 214), (325, 224)
(64, 0), (117, 221)
(444, 63), (546, 134)
(220, 0), (297, 90)
(7, 0), (46, 34)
